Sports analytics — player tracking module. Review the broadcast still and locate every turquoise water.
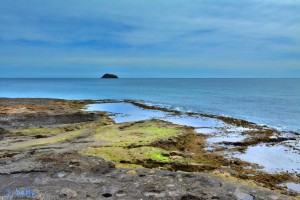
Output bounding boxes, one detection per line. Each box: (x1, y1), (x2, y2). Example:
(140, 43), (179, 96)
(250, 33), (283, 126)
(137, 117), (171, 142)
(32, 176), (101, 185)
(0, 78), (299, 132)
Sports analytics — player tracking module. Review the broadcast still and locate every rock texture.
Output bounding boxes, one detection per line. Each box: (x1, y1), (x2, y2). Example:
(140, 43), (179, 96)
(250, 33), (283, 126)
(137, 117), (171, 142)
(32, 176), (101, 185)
(0, 127), (6, 140)
(0, 152), (294, 200)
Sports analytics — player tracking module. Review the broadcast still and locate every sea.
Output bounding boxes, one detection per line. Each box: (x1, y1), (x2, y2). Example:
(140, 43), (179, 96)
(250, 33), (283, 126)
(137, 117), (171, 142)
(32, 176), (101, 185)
(0, 78), (299, 133)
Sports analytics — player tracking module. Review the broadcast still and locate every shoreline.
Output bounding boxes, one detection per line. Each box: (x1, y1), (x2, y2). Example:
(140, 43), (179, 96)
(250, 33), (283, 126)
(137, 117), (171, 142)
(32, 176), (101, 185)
(1, 78), (299, 134)
(2, 97), (296, 133)
(0, 98), (299, 199)
(2, 96), (299, 134)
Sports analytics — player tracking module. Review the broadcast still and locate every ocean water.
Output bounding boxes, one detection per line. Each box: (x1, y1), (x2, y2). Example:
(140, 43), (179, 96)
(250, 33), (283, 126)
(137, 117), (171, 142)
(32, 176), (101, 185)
(0, 78), (299, 133)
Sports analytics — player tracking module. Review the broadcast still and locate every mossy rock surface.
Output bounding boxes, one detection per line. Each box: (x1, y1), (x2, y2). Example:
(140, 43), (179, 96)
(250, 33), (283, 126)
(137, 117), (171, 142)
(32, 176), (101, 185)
(81, 120), (194, 168)
(90, 121), (180, 147)
(11, 127), (63, 135)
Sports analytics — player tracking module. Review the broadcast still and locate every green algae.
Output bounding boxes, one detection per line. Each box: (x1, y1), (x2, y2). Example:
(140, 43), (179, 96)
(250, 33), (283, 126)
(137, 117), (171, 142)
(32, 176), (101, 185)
(91, 121), (181, 148)
(83, 147), (133, 163)
(151, 153), (169, 162)
(130, 147), (170, 163)
(3, 119), (206, 172)
(82, 146), (173, 168)
(11, 127), (62, 135)
(81, 120), (190, 168)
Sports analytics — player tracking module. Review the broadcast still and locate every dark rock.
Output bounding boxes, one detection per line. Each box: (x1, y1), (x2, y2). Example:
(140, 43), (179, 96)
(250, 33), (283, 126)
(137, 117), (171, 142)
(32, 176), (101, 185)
(101, 74), (118, 78)
(0, 168), (293, 199)
(0, 112), (99, 130)
(102, 193), (113, 198)
(0, 127), (8, 140)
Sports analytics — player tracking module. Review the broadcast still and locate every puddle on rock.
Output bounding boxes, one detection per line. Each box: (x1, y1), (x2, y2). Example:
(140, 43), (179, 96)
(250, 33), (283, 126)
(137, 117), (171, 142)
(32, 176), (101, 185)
(279, 182), (300, 193)
(206, 134), (247, 144)
(230, 144), (300, 173)
(282, 140), (300, 149)
(164, 115), (226, 128)
(195, 127), (220, 135)
(85, 103), (227, 129)
(85, 103), (167, 123)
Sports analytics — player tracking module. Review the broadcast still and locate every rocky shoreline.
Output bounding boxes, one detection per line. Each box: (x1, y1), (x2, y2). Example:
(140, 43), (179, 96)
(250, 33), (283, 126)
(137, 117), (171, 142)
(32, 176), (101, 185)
(0, 98), (299, 199)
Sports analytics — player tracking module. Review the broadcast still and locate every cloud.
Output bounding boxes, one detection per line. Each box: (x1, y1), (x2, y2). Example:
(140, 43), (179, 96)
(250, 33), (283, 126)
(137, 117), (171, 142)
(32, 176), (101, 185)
(0, 0), (299, 77)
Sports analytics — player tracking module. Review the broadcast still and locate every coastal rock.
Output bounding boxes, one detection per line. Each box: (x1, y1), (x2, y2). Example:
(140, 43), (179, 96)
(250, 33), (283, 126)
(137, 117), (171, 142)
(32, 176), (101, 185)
(101, 74), (118, 78)
(0, 98), (298, 200)
(0, 113), (99, 130)
(0, 167), (294, 199)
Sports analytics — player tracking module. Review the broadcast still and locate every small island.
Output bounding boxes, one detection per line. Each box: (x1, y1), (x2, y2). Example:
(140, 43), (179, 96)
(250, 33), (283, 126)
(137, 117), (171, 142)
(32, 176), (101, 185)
(101, 74), (118, 78)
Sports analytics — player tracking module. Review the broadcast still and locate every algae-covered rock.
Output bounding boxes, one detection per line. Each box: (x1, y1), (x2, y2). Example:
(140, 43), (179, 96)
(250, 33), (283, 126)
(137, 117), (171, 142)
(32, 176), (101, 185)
(80, 120), (191, 168)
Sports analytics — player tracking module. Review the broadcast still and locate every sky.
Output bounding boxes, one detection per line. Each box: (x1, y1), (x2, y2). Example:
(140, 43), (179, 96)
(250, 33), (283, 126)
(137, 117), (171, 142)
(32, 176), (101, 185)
(0, 0), (299, 78)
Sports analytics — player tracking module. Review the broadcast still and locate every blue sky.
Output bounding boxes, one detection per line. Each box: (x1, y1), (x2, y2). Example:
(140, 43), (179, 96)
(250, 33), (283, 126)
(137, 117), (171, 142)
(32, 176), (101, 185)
(0, 0), (299, 78)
